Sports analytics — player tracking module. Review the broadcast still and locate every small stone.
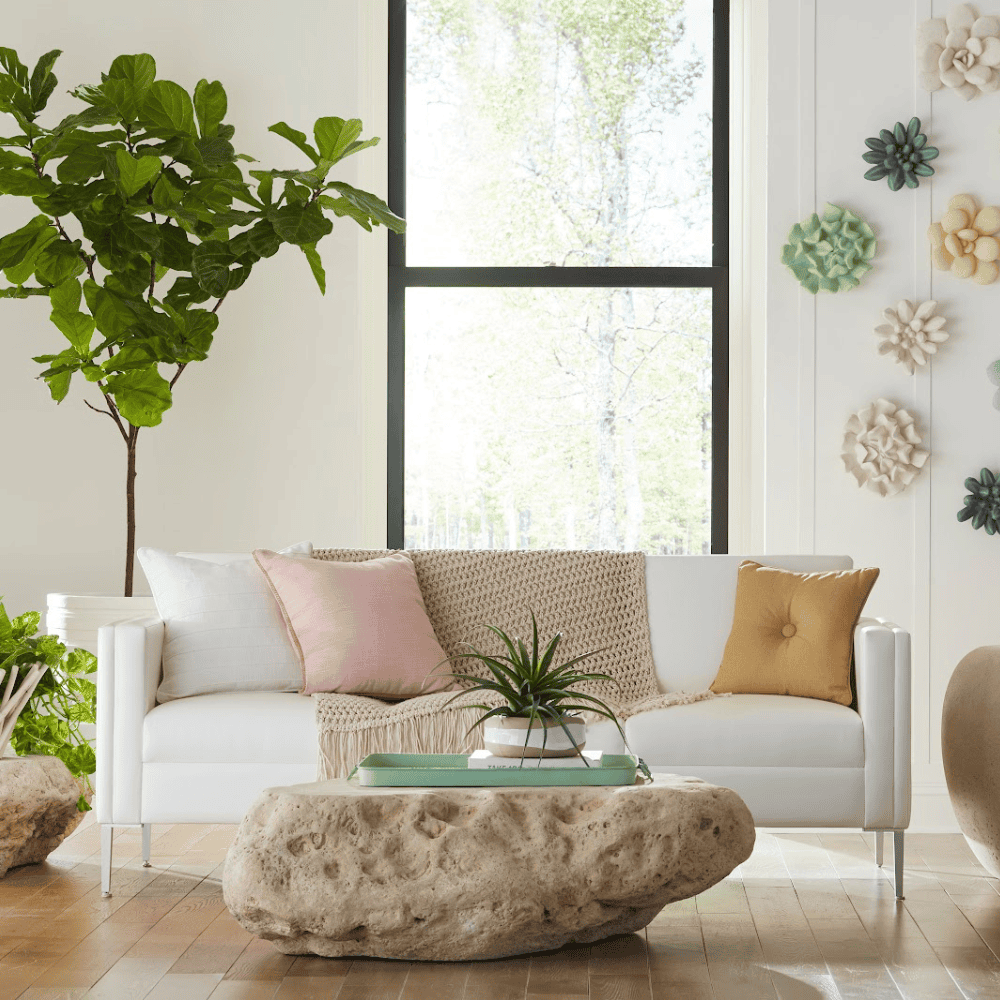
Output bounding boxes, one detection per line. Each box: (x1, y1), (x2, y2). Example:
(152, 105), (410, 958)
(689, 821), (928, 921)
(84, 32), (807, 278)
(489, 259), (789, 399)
(223, 775), (755, 961)
(0, 756), (84, 878)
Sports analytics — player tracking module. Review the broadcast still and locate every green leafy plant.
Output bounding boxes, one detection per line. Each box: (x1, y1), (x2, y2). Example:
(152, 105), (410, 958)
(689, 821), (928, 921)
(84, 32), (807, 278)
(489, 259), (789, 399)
(0, 47), (404, 594)
(431, 611), (629, 766)
(0, 599), (96, 811)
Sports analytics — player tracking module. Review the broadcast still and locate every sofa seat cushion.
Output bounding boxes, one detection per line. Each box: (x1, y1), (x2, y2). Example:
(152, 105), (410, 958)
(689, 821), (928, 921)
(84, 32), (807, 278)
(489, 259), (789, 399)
(143, 692), (319, 765)
(624, 694), (863, 769)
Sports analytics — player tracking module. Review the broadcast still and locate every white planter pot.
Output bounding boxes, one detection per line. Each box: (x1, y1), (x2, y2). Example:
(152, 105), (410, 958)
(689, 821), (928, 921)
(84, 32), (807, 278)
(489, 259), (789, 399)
(46, 593), (157, 654)
(483, 714), (586, 758)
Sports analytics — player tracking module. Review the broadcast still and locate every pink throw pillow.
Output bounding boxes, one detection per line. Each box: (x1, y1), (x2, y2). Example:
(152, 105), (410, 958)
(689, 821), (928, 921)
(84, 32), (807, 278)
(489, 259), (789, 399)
(252, 549), (450, 698)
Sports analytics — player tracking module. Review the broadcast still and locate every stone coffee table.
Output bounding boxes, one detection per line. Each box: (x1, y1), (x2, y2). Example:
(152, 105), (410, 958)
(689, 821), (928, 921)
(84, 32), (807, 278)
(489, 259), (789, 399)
(223, 773), (755, 961)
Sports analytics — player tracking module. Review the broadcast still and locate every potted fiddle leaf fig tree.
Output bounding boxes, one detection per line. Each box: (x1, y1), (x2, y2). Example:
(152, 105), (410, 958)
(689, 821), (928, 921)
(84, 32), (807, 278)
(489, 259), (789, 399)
(0, 47), (403, 596)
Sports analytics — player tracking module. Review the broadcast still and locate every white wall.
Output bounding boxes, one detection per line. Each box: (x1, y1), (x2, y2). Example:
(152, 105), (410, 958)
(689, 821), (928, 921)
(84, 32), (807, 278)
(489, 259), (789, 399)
(0, 1), (389, 615)
(767, 0), (1000, 830)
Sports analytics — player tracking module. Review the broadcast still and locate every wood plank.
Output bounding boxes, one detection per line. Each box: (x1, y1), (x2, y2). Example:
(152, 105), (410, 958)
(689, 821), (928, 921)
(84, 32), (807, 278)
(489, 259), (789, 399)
(526, 943), (590, 996)
(143, 973), (225, 1000)
(699, 912), (777, 999)
(335, 957), (411, 1000)
(463, 955), (529, 1000)
(807, 918), (904, 999)
(169, 907), (254, 975)
(400, 960), (470, 999)
(589, 975), (653, 1000)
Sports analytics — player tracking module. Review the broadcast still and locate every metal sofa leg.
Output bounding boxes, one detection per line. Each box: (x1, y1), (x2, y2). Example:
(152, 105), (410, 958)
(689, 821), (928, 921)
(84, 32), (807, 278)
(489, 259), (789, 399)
(894, 830), (905, 899)
(101, 826), (113, 898)
(875, 830), (884, 867)
(142, 823), (151, 867)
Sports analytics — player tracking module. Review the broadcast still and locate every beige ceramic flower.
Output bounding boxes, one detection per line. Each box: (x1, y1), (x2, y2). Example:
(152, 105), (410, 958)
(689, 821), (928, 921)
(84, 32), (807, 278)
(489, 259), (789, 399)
(842, 399), (929, 498)
(918, 4), (1000, 100)
(928, 193), (1000, 284)
(874, 300), (949, 374)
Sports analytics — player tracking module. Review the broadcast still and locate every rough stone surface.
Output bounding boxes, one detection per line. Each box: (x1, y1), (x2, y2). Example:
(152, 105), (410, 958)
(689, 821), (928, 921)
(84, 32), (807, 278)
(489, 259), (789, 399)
(943, 646), (1000, 877)
(0, 755), (84, 878)
(223, 774), (755, 961)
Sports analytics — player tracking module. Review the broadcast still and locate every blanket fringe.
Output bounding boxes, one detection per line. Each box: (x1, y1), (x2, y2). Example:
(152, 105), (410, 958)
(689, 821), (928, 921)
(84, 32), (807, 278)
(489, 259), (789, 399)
(318, 704), (487, 780)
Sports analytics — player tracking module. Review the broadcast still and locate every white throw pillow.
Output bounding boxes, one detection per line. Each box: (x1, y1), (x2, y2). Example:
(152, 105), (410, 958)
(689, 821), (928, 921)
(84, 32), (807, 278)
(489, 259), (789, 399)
(138, 542), (312, 702)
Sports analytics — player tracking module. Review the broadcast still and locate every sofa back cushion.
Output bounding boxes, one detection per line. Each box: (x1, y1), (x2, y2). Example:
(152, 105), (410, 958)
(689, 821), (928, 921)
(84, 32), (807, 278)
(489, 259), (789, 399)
(253, 549), (449, 698)
(138, 542), (312, 702)
(644, 554), (854, 692)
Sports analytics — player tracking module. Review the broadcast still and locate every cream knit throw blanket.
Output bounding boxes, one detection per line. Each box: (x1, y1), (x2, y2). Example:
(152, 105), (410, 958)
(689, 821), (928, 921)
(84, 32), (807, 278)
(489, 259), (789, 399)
(312, 549), (722, 778)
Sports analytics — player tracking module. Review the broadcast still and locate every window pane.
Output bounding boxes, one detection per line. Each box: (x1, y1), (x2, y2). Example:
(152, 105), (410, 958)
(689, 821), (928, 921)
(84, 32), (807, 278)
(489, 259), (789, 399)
(404, 287), (712, 553)
(406, 0), (713, 267)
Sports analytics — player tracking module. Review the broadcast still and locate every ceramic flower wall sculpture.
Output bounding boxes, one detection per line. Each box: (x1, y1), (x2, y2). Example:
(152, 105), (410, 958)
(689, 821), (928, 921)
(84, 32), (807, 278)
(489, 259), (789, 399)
(988, 359), (1000, 409)
(928, 193), (1000, 284)
(863, 118), (939, 191)
(781, 204), (876, 294)
(958, 468), (1000, 533)
(874, 300), (949, 374)
(918, 4), (1000, 101)
(842, 398), (929, 497)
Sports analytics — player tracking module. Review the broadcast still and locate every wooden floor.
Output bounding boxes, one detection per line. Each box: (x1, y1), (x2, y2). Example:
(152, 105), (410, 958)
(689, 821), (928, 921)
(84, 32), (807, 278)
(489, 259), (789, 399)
(2, 818), (999, 1000)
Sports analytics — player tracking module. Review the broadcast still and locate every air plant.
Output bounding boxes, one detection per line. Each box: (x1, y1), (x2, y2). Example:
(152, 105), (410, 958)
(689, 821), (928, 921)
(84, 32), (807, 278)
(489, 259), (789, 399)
(430, 611), (632, 769)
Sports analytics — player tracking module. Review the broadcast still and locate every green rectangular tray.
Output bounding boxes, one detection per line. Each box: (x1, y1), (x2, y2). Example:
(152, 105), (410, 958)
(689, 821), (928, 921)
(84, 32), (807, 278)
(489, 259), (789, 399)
(353, 752), (638, 787)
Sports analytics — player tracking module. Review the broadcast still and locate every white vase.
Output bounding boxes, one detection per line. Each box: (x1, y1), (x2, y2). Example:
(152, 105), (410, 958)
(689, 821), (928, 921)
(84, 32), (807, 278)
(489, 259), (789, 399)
(483, 714), (586, 758)
(46, 593), (157, 655)
(44, 594), (158, 760)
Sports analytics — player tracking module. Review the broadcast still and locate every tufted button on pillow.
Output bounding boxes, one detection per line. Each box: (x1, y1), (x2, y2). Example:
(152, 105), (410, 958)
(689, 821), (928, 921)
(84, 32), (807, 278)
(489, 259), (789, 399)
(781, 623), (797, 638)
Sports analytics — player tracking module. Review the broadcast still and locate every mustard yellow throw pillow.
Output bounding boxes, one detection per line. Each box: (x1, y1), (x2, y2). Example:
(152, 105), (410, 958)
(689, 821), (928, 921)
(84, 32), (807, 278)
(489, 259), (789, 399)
(710, 560), (880, 706)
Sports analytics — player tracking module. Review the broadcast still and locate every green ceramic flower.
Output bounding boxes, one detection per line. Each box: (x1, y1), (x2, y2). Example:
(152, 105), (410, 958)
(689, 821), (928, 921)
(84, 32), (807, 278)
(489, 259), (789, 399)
(957, 468), (1000, 535)
(863, 117), (939, 192)
(781, 204), (877, 294)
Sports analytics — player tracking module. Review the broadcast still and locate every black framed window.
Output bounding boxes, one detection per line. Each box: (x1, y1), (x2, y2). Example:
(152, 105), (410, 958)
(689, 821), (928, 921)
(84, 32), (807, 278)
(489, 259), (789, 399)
(388, 0), (728, 553)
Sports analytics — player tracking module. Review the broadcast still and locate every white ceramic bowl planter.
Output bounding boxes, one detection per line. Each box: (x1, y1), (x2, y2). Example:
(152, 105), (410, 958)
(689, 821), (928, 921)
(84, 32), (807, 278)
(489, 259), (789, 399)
(483, 714), (587, 758)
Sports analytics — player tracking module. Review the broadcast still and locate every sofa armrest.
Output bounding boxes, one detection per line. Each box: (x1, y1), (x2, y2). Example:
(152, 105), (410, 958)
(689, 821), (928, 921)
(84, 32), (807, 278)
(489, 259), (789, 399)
(96, 616), (164, 826)
(855, 616), (911, 830)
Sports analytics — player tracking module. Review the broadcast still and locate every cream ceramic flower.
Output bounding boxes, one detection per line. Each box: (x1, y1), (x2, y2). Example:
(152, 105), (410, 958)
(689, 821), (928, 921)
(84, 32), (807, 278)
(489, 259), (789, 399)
(874, 300), (949, 374)
(842, 399), (929, 498)
(918, 4), (1000, 100)
(928, 193), (1000, 284)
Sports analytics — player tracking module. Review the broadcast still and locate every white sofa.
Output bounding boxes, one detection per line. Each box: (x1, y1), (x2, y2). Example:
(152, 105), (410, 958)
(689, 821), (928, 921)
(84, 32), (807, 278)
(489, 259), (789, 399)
(96, 554), (911, 897)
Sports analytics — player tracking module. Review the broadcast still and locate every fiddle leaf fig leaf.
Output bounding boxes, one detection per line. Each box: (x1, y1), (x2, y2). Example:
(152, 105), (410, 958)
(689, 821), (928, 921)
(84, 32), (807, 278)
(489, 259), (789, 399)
(107, 53), (156, 104)
(267, 121), (319, 164)
(300, 242), (325, 294)
(140, 79), (196, 136)
(324, 182), (405, 233)
(270, 203), (332, 245)
(57, 141), (109, 184)
(313, 116), (362, 163)
(28, 49), (61, 114)
(191, 239), (236, 296)
(105, 367), (172, 426)
(115, 149), (161, 197)
(193, 78), (227, 139)
(0, 215), (54, 268)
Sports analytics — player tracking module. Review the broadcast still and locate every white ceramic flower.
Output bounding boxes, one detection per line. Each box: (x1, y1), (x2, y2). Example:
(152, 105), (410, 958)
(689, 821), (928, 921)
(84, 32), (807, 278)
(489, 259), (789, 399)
(928, 193), (1000, 284)
(918, 3), (1000, 100)
(842, 398), (929, 497)
(874, 300), (949, 374)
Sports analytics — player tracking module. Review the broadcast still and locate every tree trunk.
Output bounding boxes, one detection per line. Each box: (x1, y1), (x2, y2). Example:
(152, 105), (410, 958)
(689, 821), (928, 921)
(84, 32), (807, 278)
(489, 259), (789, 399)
(124, 426), (139, 597)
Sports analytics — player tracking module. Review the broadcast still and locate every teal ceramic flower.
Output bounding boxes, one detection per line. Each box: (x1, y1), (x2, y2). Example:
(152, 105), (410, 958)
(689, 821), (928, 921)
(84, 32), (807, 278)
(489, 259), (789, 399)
(958, 468), (1000, 535)
(781, 204), (877, 294)
(863, 117), (939, 191)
